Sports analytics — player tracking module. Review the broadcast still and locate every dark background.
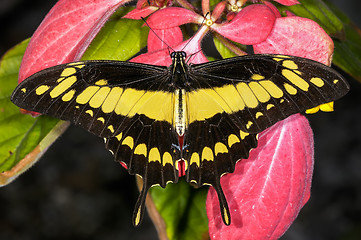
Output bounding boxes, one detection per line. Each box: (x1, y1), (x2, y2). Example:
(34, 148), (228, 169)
(0, 0), (360, 239)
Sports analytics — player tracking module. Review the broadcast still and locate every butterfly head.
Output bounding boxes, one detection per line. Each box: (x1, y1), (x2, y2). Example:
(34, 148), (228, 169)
(170, 51), (187, 75)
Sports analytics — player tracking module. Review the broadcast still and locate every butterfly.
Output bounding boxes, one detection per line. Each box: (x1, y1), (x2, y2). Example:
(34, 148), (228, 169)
(11, 51), (349, 226)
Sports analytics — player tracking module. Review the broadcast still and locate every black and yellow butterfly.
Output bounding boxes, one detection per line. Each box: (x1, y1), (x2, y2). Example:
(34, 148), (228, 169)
(11, 52), (349, 226)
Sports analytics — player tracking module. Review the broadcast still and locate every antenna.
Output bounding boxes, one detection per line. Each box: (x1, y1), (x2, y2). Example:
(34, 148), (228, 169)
(141, 17), (175, 53)
(180, 12), (210, 53)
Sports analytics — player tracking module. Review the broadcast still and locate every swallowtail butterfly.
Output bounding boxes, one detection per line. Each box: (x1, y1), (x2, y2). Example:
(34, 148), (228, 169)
(11, 51), (349, 226)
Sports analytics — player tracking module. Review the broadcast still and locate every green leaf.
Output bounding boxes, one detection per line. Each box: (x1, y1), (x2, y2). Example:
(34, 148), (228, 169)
(82, 14), (148, 61)
(324, 1), (361, 81)
(0, 39), (66, 184)
(213, 37), (238, 59)
(280, 0), (344, 38)
(150, 179), (209, 240)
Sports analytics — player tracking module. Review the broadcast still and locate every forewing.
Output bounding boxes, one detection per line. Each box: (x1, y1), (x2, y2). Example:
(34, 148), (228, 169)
(11, 60), (171, 138)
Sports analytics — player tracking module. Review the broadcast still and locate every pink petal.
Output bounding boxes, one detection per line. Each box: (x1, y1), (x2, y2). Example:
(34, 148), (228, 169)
(147, 27), (183, 52)
(273, 0), (300, 6)
(264, 1), (282, 18)
(132, 26), (208, 65)
(210, 1), (226, 21)
(146, 7), (201, 29)
(18, 0), (128, 83)
(123, 6), (158, 19)
(131, 48), (171, 66)
(212, 4), (276, 45)
(207, 114), (314, 239)
(254, 16), (334, 65)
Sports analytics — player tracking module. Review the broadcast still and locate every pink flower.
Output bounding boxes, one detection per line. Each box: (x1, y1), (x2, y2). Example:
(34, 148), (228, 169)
(123, 0), (173, 20)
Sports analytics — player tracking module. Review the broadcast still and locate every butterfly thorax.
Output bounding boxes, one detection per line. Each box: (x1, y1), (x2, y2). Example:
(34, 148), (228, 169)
(169, 51), (189, 88)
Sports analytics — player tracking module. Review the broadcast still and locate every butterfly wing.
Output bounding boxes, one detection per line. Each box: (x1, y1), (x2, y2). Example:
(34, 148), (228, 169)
(11, 60), (180, 225)
(183, 54), (349, 225)
(188, 54), (349, 133)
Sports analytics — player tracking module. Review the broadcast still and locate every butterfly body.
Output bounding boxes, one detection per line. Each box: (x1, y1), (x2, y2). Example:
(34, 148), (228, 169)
(11, 52), (349, 226)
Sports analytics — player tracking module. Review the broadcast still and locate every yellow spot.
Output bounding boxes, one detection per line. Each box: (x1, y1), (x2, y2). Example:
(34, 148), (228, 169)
(107, 125), (115, 133)
(89, 87), (111, 109)
(310, 77), (324, 87)
(223, 208), (230, 225)
(228, 134), (240, 148)
(76, 86), (100, 104)
(85, 109), (93, 117)
(190, 152), (200, 166)
(202, 147), (213, 161)
(102, 87), (123, 113)
(282, 60), (298, 70)
(95, 79), (108, 86)
(67, 62), (85, 67)
(135, 208), (141, 226)
(122, 136), (134, 149)
(97, 117), (105, 123)
(75, 105), (80, 109)
(57, 77), (65, 83)
(251, 74), (265, 80)
(149, 148), (161, 163)
(240, 130), (249, 140)
(246, 121), (253, 129)
(267, 104), (275, 110)
(280, 99), (285, 103)
(214, 142), (228, 156)
(282, 69), (309, 91)
(248, 82), (270, 103)
(320, 102), (334, 112)
(115, 132), (122, 141)
(259, 80), (283, 98)
(35, 85), (50, 95)
(284, 83), (297, 95)
(75, 64), (85, 69)
(50, 75), (77, 98)
(273, 58), (283, 62)
(21, 88), (26, 93)
(236, 83), (258, 108)
(61, 89), (76, 102)
(275, 55), (290, 58)
(256, 112), (263, 119)
(134, 144), (147, 157)
(183, 159), (188, 170)
(294, 70), (302, 75)
(162, 152), (173, 166)
(333, 79), (339, 84)
(60, 67), (76, 77)
(306, 106), (320, 114)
